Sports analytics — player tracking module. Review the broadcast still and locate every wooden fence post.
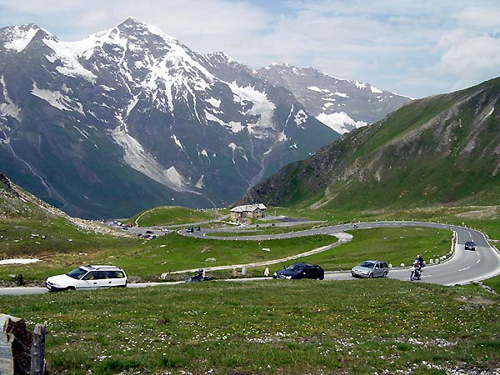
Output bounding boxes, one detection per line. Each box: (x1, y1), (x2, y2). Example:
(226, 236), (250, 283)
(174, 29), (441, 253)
(30, 324), (45, 375)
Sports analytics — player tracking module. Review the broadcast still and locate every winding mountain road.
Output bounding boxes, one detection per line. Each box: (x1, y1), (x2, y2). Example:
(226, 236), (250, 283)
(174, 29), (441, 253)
(182, 220), (500, 286)
(2, 221), (499, 296)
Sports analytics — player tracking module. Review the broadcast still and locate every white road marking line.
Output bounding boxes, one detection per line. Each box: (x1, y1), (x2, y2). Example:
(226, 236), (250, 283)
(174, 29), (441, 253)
(476, 259), (480, 264)
(458, 267), (470, 272)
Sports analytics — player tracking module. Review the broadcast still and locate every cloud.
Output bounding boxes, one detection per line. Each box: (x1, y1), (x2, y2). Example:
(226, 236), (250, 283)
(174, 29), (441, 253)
(0, 0), (270, 40)
(435, 30), (500, 91)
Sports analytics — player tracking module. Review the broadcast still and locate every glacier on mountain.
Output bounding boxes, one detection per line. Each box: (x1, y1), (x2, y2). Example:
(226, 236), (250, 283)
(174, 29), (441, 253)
(317, 112), (367, 134)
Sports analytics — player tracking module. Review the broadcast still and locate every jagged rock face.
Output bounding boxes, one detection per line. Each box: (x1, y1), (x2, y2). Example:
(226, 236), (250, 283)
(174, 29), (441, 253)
(242, 77), (500, 210)
(0, 18), (338, 218)
(259, 64), (411, 135)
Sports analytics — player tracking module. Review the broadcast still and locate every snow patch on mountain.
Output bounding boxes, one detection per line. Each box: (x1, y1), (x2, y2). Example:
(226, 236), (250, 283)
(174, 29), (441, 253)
(333, 92), (349, 98)
(31, 82), (84, 114)
(308, 86), (329, 93)
(171, 134), (184, 150)
(316, 112), (367, 134)
(0, 76), (21, 122)
(294, 110), (308, 128)
(205, 110), (225, 126)
(206, 97), (221, 108)
(73, 126), (89, 139)
(278, 131), (288, 142)
(126, 96), (139, 118)
(355, 81), (367, 90)
(371, 86), (383, 94)
(204, 110), (244, 133)
(229, 121), (245, 133)
(229, 82), (276, 134)
(4, 26), (39, 52)
(195, 174), (205, 189)
(120, 17), (177, 42)
(143, 41), (215, 113)
(43, 38), (97, 81)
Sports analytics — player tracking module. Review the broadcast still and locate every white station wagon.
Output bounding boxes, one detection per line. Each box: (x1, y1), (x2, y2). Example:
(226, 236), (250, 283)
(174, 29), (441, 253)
(45, 265), (127, 291)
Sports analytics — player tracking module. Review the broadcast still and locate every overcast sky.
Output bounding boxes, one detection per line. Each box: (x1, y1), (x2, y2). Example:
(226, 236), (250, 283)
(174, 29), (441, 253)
(1, 0), (500, 98)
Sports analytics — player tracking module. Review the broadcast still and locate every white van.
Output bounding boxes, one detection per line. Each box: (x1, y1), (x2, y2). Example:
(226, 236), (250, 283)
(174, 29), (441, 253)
(45, 265), (127, 291)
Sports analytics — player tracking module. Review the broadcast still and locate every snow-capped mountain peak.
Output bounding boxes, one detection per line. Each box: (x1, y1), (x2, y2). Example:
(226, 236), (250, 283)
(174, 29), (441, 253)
(117, 17), (177, 42)
(0, 18), (411, 219)
(258, 63), (411, 134)
(1, 24), (54, 53)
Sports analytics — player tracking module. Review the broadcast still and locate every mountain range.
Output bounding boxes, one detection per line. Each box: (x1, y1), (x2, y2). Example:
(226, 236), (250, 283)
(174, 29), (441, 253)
(259, 63), (410, 135)
(242, 77), (500, 210)
(0, 18), (409, 218)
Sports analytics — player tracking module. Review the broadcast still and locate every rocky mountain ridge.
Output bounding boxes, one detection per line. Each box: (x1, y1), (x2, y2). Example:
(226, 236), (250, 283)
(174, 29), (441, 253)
(0, 173), (125, 236)
(0, 18), (339, 217)
(242, 77), (500, 210)
(0, 18), (409, 218)
(259, 63), (411, 134)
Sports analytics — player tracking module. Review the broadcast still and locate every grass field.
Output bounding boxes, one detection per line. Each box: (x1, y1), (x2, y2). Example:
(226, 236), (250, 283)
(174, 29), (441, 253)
(0, 225), (452, 283)
(483, 275), (500, 294)
(0, 232), (337, 282)
(2, 280), (499, 375)
(128, 206), (221, 227)
(270, 206), (500, 239)
(276, 227), (453, 270)
(0, 202), (495, 285)
(209, 223), (328, 237)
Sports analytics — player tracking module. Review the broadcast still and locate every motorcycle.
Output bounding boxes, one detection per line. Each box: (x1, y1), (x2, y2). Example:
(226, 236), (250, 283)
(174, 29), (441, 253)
(410, 264), (422, 281)
(186, 270), (213, 283)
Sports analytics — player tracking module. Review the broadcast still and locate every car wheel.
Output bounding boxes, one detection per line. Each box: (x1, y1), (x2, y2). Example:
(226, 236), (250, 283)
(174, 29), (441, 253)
(369, 273), (373, 278)
(319, 275), (324, 280)
(383, 271), (388, 278)
(66, 286), (76, 291)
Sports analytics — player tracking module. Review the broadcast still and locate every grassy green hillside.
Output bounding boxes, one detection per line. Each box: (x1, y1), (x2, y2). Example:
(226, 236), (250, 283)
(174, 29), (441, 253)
(244, 77), (500, 211)
(2, 280), (499, 374)
(127, 206), (221, 227)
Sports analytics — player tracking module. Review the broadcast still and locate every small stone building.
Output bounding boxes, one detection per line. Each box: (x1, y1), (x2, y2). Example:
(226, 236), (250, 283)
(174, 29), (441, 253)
(230, 204), (267, 222)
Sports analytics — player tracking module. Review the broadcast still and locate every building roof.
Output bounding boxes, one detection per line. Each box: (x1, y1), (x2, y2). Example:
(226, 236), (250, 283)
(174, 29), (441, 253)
(230, 203), (267, 213)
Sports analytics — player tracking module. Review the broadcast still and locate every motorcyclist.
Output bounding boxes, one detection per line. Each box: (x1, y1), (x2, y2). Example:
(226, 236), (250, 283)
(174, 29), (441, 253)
(417, 254), (425, 267)
(197, 268), (204, 278)
(411, 257), (422, 280)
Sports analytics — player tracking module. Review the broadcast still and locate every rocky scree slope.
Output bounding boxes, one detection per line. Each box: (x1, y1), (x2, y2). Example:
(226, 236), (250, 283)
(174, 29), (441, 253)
(0, 18), (338, 218)
(242, 77), (500, 210)
(259, 63), (411, 135)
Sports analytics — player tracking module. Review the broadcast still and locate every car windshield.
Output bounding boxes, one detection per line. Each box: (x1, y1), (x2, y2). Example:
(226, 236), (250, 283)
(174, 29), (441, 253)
(66, 267), (88, 280)
(285, 264), (304, 272)
(360, 261), (375, 268)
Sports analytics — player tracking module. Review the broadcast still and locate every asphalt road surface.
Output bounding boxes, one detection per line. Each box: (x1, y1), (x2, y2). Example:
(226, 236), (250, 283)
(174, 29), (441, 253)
(2, 221), (499, 296)
(183, 220), (500, 286)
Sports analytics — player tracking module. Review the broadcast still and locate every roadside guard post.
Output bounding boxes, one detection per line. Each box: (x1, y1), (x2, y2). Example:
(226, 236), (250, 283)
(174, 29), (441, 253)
(0, 313), (47, 375)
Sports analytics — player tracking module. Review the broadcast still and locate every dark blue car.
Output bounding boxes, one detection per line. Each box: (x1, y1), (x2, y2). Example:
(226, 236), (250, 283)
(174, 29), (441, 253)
(273, 262), (324, 280)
